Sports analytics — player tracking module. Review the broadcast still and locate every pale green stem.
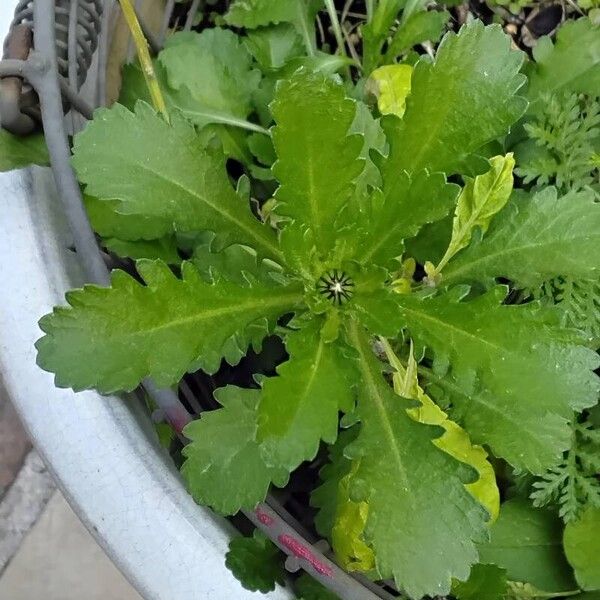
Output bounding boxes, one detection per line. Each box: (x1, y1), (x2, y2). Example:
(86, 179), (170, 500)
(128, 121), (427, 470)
(296, 1), (316, 56)
(433, 244), (455, 278)
(324, 0), (348, 58)
(366, 0), (375, 23)
(118, 0), (168, 121)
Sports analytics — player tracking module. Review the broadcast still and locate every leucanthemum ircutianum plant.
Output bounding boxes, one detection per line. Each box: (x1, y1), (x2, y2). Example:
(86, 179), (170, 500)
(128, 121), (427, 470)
(36, 21), (600, 599)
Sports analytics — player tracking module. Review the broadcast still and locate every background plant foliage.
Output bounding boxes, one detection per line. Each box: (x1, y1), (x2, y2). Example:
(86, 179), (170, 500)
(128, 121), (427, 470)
(1, 0), (598, 598)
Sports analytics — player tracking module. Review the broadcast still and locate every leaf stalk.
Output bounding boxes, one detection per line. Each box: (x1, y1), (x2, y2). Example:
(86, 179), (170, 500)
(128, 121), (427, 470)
(324, 0), (349, 62)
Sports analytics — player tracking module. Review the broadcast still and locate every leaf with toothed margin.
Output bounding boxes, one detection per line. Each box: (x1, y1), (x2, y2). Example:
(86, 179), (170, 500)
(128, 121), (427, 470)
(119, 62), (255, 163)
(443, 187), (600, 290)
(383, 21), (527, 176)
(0, 130), (49, 171)
(349, 101), (387, 199)
(355, 169), (460, 270)
(224, 0), (322, 52)
(35, 260), (304, 393)
(83, 195), (171, 241)
(244, 24), (305, 71)
(272, 70), (364, 267)
(452, 564), (508, 600)
(438, 153), (515, 271)
(385, 342), (500, 522)
(158, 29), (262, 129)
(103, 236), (181, 264)
(527, 17), (600, 106)
(352, 285), (600, 473)
(226, 530), (286, 593)
(72, 102), (283, 263)
(191, 234), (289, 288)
(182, 386), (289, 515)
(257, 316), (356, 473)
(344, 320), (489, 599)
(295, 573), (340, 600)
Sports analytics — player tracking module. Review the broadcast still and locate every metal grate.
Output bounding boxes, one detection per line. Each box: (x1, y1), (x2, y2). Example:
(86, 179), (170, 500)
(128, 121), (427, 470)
(0, 3), (393, 599)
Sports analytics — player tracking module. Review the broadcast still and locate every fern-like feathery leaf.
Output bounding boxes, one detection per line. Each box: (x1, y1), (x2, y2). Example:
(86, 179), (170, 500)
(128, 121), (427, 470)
(531, 416), (600, 523)
(515, 92), (600, 192)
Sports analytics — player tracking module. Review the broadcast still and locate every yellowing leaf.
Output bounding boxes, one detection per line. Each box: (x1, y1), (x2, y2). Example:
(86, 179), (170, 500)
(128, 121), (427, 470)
(383, 340), (500, 521)
(368, 64), (413, 118)
(435, 153), (515, 274)
(331, 463), (376, 573)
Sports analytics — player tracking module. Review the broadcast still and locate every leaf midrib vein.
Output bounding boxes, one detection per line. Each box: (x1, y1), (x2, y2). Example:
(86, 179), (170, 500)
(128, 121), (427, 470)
(109, 291), (301, 340)
(350, 321), (410, 489)
(444, 230), (600, 284)
(112, 155), (283, 263)
(399, 303), (507, 354)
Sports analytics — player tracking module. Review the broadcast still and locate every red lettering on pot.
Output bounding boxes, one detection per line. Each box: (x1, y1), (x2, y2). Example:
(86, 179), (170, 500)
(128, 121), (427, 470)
(277, 534), (333, 577)
(255, 507), (275, 526)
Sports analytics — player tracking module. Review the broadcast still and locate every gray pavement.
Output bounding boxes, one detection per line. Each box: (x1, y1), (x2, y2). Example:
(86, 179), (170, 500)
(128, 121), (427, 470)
(0, 489), (143, 600)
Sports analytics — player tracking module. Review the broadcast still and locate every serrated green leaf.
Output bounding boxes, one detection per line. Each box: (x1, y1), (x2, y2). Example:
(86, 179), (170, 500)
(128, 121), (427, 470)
(350, 101), (387, 198)
(384, 22), (526, 176)
(295, 573), (340, 599)
(120, 60), (259, 156)
(384, 341), (500, 521)
(247, 133), (276, 168)
(528, 416), (600, 523)
(83, 195), (170, 241)
(344, 320), (489, 599)
(36, 260), (303, 392)
(544, 277), (600, 349)
(435, 154), (515, 275)
(514, 92), (600, 193)
(452, 563), (508, 600)
(368, 64), (413, 118)
(224, 0), (321, 56)
(103, 236), (180, 264)
(72, 103), (283, 263)
(182, 386), (289, 514)
(158, 29), (261, 129)
(192, 235), (287, 286)
(527, 18), (600, 105)
(385, 9), (449, 60)
(271, 70), (363, 264)
(564, 507), (600, 591)
(354, 286), (600, 472)
(357, 169), (459, 270)
(244, 24), (304, 71)
(257, 317), (356, 471)
(478, 499), (577, 592)
(405, 214), (452, 266)
(444, 188), (600, 289)
(0, 130), (49, 171)
(225, 530), (285, 592)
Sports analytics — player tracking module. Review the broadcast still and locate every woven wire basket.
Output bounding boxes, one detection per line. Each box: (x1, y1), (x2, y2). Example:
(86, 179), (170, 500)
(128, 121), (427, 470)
(0, 3), (397, 599)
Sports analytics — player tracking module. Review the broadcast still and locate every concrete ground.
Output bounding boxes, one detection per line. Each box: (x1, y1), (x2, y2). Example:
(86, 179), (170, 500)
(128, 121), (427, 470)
(0, 489), (142, 600)
(0, 392), (142, 600)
